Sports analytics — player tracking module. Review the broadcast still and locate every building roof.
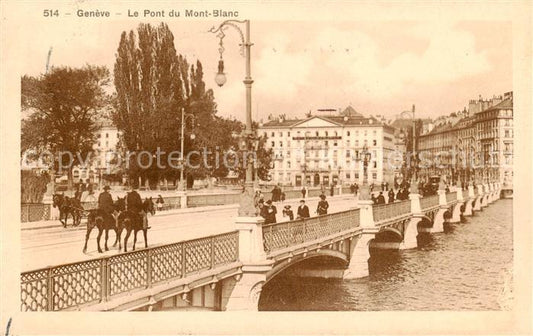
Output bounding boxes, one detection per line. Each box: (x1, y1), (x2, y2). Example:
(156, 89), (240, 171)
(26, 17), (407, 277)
(477, 98), (513, 113)
(261, 114), (387, 129)
(260, 106), (391, 129)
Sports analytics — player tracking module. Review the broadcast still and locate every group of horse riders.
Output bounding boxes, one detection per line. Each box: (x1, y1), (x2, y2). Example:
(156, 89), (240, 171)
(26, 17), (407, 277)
(97, 185), (150, 230)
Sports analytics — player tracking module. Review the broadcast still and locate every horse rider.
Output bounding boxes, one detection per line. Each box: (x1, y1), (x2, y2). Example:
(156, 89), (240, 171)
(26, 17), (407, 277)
(98, 185), (116, 224)
(126, 184), (150, 230)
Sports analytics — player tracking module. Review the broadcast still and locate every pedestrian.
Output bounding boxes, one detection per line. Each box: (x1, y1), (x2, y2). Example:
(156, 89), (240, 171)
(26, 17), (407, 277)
(282, 205), (294, 221)
(350, 183), (355, 194)
(330, 184), (334, 197)
(156, 195), (165, 211)
(301, 186), (307, 199)
(354, 183), (359, 196)
(377, 192), (386, 205)
(297, 199), (310, 219)
(280, 191), (286, 202)
(388, 188), (395, 203)
(260, 200), (277, 224)
(316, 194), (329, 215)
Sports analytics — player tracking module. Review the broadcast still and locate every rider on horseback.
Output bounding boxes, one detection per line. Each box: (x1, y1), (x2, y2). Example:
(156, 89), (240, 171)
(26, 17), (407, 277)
(97, 185), (116, 224)
(126, 184), (150, 230)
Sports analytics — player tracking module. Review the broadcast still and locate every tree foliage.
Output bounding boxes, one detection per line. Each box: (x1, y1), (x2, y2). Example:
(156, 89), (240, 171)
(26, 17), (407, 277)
(21, 170), (50, 203)
(113, 23), (273, 188)
(21, 65), (111, 187)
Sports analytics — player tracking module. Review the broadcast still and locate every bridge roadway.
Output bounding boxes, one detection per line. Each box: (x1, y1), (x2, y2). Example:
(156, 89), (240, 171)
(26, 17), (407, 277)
(21, 194), (358, 272)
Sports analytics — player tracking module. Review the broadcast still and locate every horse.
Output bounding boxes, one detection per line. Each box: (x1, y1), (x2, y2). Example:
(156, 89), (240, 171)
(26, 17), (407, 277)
(52, 193), (83, 228)
(83, 198), (122, 254)
(116, 197), (155, 252)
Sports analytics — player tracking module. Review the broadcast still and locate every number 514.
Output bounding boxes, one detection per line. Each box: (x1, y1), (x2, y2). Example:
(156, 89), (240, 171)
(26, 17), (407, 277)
(43, 9), (59, 17)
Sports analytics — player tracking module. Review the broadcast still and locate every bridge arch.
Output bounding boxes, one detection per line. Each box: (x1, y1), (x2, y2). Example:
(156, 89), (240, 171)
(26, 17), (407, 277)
(265, 249), (349, 284)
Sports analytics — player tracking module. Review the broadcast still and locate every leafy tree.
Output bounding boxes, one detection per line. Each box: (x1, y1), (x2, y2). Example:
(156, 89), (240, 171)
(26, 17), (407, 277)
(21, 170), (50, 203)
(113, 23), (262, 189)
(21, 66), (111, 189)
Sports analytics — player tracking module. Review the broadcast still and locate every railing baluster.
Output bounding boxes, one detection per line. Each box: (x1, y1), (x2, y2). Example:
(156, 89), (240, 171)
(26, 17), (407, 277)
(47, 266), (53, 311)
(210, 236), (215, 269)
(181, 243), (186, 278)
(146, 249), (152, 288)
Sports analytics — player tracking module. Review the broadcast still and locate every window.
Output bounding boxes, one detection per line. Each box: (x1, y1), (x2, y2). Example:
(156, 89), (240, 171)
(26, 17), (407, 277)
(346, 172), (350, 179)
(355, 172), (359, 179)
(279, 141), (283, 147)
(279, 132), (283, 137)
(373, 161), (377, 168)
(505, 130), (509, 138)
(271, 141), (275, 147)
(346, 150), (351, 158)
(355, 131), (359, 136)
(286, 150), (290, 157)
(334, 141), (338, 146)
(287, 161), (291, 168)
(355, 140), (359, 147)
(373, 139), (377, 146)
(315, 131), (319, 136)
(288, 131), (291, 137)
(287, 141), (291, 147)
(325, 141), (328, 146)
(372, 173), (377, 179)
(325, 131), (328, 136)
(106, 133), (109, 138)
(271, 132), (274, 137)
(364, 130), (367, 136)
(347, 131), (351, 136)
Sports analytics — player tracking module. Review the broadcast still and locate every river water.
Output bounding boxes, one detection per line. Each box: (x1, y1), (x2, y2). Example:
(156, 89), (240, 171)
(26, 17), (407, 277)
(259, 199), (513, 311)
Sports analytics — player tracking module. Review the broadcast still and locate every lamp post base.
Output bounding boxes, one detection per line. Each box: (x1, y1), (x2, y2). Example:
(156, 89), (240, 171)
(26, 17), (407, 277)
(238, 182), (257, 217)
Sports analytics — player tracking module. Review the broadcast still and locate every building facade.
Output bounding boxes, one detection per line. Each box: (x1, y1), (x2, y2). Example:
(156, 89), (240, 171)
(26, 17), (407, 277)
(259, 107), (400, 187)
(417, 92), (513, 188)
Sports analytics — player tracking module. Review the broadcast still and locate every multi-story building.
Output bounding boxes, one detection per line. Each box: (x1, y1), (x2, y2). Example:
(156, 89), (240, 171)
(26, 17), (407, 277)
(72, 119), (121, 184)
(417, 92), (513, 187)
(259, 106), (399, 187)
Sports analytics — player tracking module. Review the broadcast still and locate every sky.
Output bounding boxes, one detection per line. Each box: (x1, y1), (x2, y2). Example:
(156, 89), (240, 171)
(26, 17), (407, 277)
(18, 19), (512, 122)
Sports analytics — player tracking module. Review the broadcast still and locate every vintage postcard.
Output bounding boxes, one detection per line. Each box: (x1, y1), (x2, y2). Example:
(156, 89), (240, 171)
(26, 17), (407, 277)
(0, 0), (531, 335)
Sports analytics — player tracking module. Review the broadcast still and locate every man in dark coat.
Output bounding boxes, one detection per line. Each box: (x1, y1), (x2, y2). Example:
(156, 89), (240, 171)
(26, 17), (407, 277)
(98, 185), (116, 224)
(260, 200), (277, 224)
(297, 200), (310, 219)
(126, 184), (149, 229)
(377, 192), (386, 205)
(388, 188), (395, 203)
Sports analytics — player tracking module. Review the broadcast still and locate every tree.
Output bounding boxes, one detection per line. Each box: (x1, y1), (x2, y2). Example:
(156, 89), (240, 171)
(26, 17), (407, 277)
(21, 65), (111, 189)
(113, 23), (252, 189)
(21, 170), (50, 203)
(113, 23), (188, 187)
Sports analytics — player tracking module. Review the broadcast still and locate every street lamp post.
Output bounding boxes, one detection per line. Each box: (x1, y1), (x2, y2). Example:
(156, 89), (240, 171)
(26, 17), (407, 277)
(400, 105), (418, 192)
(178, 107), (196, 191)
(210, 20), (257, 216)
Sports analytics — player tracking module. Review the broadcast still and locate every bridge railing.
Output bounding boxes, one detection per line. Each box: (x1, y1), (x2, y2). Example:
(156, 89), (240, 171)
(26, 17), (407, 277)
(21, 203), (51, 222)
(446, 191), (457, 203)
(372, 200), (411, 223)
(420, 195), (440, 210)
(20, 231), (239, 311)
(262, 209), (361, 254)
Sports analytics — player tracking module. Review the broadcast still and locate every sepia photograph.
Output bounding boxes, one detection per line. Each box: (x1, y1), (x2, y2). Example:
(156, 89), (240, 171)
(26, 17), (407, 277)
(1, 0), (532, 335)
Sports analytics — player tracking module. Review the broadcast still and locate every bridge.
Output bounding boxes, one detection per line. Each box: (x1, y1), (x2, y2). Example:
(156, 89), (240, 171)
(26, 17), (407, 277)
(20, 181), (502, 311)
